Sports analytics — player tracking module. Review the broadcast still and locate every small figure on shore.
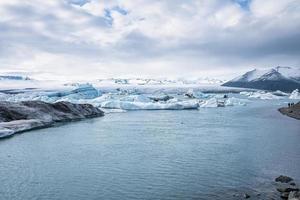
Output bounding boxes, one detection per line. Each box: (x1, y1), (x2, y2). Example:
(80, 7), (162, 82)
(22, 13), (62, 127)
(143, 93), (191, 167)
(223, 94), (228, 99)
(288, 103), (291, 107)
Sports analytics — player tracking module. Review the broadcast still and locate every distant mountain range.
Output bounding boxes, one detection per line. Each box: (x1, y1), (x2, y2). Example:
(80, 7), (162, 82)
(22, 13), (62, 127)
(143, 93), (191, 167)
(0, 75), (31, 81)
(97, 77), (225, 85)
(222, 66), (300, 92)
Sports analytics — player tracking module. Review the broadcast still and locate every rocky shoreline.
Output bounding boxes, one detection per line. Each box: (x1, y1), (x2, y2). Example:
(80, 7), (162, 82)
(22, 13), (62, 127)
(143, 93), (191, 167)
(232, 175), (299, 199)
(278, 102), (300, 120)
(0, 101), (104, 139)
(275, 175), (299, 199)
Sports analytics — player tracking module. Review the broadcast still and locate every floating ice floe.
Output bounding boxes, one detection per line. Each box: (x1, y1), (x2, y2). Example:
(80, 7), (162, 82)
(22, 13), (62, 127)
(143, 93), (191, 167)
(50, 83), (100, 99)
(197, 97), (248, 108)
(199, 98), (219, 108)
(240, 91), (282, 100)
(224, 97), (248, 106)
(100, 100), (193, 110)
(289, 89), (300, 99)
(185, 89), (210, 99)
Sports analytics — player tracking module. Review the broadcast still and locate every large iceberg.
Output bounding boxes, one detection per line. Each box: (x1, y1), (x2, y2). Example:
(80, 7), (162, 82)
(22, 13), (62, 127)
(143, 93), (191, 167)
(100, 98), (199, 110)
(289, 89), (300, 99)
(198, 97), (249, 108)
(49, 83), (100, 100)
(0, 83), (101, 103)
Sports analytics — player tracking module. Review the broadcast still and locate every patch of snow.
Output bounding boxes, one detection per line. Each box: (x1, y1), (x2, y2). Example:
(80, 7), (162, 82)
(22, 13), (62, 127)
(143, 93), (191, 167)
(276, 66), (300, 81)
(231, 69), (269, 82)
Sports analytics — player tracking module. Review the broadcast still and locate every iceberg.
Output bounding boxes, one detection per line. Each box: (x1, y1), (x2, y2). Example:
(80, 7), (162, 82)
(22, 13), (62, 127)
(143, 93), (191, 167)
(100, 99), (199, 110)
(289, 89), (300, 99)
(224, 97), (248, 106)
(185, 89), (209, 99)
(120, 94), (152, 103)
(240, 91), (282, 100)
(198, 97), (248, 108)
(49, 83), (100, 99)
(148, 94), (173, 102)
(199, 98), (219, 108)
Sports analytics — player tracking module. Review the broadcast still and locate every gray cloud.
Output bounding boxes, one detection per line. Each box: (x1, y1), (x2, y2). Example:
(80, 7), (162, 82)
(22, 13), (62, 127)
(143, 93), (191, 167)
(0, 0), (299, 80)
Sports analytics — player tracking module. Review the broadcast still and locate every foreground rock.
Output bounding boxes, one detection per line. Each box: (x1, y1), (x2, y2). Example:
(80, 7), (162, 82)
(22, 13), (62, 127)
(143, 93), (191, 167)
(275, 175), (300, 200)
(276, 175), (294, 183)
(278, 102), (300, 120)
(0, 101), (104, 138)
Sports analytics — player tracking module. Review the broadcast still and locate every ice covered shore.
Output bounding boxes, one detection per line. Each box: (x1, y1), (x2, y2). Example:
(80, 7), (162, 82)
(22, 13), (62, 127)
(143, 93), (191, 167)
(0, 101), (104, 139)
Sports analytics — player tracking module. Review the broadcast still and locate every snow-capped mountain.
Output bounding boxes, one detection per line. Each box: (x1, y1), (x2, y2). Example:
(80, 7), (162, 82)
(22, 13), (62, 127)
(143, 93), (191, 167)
(222, 66), (300, 92)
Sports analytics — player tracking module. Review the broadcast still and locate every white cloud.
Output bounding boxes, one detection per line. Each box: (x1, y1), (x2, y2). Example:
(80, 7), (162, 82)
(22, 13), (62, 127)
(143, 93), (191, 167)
(0, 0), (299, 80)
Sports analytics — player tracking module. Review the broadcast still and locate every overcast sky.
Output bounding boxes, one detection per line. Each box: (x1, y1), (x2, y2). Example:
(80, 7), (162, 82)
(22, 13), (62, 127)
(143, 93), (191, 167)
(0, 0), (300, 80)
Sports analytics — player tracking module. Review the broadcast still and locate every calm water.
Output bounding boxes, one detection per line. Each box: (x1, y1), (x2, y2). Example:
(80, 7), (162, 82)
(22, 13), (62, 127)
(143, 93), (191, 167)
(0, 100), (299, 200)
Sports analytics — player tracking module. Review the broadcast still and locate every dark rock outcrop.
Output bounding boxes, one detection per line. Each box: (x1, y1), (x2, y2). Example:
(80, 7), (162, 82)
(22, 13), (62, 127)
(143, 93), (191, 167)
(275, 176), (300, 199)
(275, 175), (294, 183)
(278, 102), (300, 120)
(0, 101), (104, 138)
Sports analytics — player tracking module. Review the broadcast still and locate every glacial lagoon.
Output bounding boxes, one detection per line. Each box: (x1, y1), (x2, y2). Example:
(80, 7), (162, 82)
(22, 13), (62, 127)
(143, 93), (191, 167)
(0, 99), (299, 200)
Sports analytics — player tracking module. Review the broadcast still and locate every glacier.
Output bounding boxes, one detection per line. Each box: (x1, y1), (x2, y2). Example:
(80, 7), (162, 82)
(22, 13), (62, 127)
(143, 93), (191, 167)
(0, 78), (298, 112)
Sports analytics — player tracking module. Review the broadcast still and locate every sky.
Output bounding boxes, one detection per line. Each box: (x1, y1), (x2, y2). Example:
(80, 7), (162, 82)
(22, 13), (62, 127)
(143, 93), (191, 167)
(0, 0), (300, 80)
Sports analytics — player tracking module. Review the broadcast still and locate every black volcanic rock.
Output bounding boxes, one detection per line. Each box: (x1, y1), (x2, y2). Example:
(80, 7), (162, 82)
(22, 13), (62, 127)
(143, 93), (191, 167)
(275, 175), (294, 183)
(0, 101), (104, 138)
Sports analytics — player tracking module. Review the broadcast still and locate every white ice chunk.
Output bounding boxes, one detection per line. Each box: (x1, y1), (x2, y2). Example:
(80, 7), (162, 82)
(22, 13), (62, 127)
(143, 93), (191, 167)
(199, 98), (219, 108)
(100, 99), (199, 110)
(240, 91), (282, 100)
(289, 89), (300, 99)
(225, 97), (248, 106)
